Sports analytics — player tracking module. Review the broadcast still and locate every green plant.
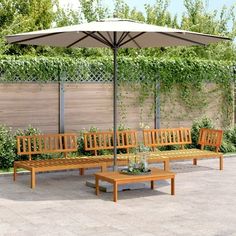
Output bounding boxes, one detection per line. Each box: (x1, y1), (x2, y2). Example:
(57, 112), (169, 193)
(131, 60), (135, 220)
(0, 125), (16, 170)
(77, 126), (101, 156)
(190, 116), (215, 148)
(220, 139), (236, 153)
(220, 128), (236, 153)
(122, 155), (149, 175)
(14, 125), (51, 161)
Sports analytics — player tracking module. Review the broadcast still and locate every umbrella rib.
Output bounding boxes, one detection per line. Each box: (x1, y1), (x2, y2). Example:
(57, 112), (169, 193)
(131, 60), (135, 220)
(83, 31), (111, 47)
(119, 32), (146, 47)
(127, 33), (141, 49)
(106, 32), (113, 43)
(117, 32), (129, 45)
(96, 32), (113, 47)
(66, 31), (96, 48)
(158, 32), (206, 46)
(8, 32), (63, 44)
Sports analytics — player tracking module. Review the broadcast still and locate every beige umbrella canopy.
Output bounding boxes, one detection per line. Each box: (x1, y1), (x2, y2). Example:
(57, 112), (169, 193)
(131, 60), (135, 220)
(6, 18), (231, 170)
(7, 18), (229, 47)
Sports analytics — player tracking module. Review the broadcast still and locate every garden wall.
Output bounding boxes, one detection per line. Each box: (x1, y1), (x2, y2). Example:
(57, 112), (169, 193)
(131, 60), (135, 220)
(0, 82), (231, 133)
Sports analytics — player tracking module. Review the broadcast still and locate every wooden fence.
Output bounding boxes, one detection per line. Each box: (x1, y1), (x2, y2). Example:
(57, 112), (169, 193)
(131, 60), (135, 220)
(0, 82), (231, 133)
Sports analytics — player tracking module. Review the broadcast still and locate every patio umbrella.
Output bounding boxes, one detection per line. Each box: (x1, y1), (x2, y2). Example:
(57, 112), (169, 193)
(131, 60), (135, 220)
(6, 18), (231, 170)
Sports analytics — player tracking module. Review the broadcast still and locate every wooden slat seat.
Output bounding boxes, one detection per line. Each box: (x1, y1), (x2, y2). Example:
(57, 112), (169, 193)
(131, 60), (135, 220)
(143, 128), (223, 170)
(14, 133), (108, 188)
(83, 130), (169, 171)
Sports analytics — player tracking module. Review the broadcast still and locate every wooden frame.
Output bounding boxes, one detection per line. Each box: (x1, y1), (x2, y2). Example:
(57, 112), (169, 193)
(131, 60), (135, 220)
(83, 130), (169, 171)
(16, 133), (77, 160)
(14, 133), (108, 188)
(143, 127), (192, 150)
(143, 128), (224, 170)
(95, 168), (175, 202)
(84, 130), (138, 155)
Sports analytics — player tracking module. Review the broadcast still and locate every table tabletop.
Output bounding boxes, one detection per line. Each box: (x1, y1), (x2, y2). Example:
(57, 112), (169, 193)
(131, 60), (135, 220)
(95, 168), (175, 182)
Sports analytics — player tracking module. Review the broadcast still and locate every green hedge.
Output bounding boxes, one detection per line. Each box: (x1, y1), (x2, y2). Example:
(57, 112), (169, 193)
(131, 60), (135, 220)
(0, 125), (16, 169)
(0, 55), (235, 85)
(0, 125), (42, 170)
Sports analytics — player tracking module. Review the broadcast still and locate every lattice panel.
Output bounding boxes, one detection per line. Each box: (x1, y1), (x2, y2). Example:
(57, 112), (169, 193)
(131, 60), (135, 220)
(0, 61), (146, 83)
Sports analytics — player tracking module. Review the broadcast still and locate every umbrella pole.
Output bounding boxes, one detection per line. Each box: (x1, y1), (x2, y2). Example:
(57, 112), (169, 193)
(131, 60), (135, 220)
(113, 36), (118, 171)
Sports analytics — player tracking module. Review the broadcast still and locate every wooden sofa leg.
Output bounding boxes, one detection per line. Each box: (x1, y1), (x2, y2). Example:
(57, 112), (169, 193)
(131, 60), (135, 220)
(101, 164), (107, 172)
(219, 156), (223, 170)
(164, 160), (170, 171)
(193, 159), (197, 165)
(13, 163), (17, 181)
(80, 168), (85, 176)
(31, 169), (36, 189)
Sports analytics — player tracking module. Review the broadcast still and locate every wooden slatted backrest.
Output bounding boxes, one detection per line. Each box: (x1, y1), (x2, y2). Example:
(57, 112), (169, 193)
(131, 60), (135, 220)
(143, 128), (192, 149)
(84, 130), (138, 155)
(17, 133), (77, 160)
(198, 128), (223, 152)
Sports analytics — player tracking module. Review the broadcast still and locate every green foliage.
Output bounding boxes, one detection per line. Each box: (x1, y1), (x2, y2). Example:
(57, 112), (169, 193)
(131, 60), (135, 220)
(0, 125), (16, 169)
(220, 128), (236, 153)
(0, 0), (58, 55)
(80, 0), (109, 22)
(0, 125), (46, 170)
(77, 125), (133, 156)
(14, 125), (56, 161)
(187, 116), (236, 153)
(77, 126), (100, 156)
(190, 116), (214, 148)
(0, 124), (65, 170)
(15, 125), (42, 137)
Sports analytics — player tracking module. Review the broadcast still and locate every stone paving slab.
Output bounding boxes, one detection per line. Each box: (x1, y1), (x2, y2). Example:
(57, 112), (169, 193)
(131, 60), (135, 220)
(0, 158), (236, 236)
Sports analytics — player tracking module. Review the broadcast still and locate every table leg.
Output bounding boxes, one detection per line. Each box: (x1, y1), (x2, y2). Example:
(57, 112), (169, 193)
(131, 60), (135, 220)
(113, 182), (118, 202)
(80, 168), (84, 176)
(101, 164), (107, 172)
(13, 164), (17, 181)
(95, 177), (99, 196)
(151, 180), (154, 190)
(31, 169), (36, 189)
(219, 156), (223, 170)
(193, 159), (197, 165)
(171, 177), (175, 195)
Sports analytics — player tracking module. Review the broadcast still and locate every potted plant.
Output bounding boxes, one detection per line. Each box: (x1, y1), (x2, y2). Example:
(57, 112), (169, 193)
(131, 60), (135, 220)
(120, 145), (151, 175)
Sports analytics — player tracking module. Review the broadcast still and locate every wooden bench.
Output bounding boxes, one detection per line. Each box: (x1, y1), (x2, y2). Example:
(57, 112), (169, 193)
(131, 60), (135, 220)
(143, 128), (223, 170)
(14, 133), (107, 188)
(83, 130), (170, 171)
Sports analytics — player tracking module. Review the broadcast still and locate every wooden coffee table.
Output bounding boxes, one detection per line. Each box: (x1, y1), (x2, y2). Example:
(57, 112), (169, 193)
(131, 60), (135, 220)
(95, 168), (176, 202)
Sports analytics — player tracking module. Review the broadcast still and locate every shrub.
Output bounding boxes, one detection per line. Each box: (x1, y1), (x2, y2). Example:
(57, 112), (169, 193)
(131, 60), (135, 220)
(190, 116), (215, 148)
(77, 125), (131, 156)
(220, 128), (236, 153)
(0, 125), (16, 170)
(223, 127), (236, 146)
(15, 125), (42, 137)
(14, 126), (53, 161)
(220, 139), (236, 153)
(77, 127), (99, 156)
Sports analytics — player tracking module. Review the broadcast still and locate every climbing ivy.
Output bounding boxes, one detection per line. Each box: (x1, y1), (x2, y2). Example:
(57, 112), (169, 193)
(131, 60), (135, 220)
(0, 55), (235, 127)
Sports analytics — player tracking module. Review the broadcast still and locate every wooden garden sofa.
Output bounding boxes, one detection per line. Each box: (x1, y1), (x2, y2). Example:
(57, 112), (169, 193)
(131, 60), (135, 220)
(14, 133), (108, 188)
(143, 128), (223, 170)
(83, 130), (170, 172)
